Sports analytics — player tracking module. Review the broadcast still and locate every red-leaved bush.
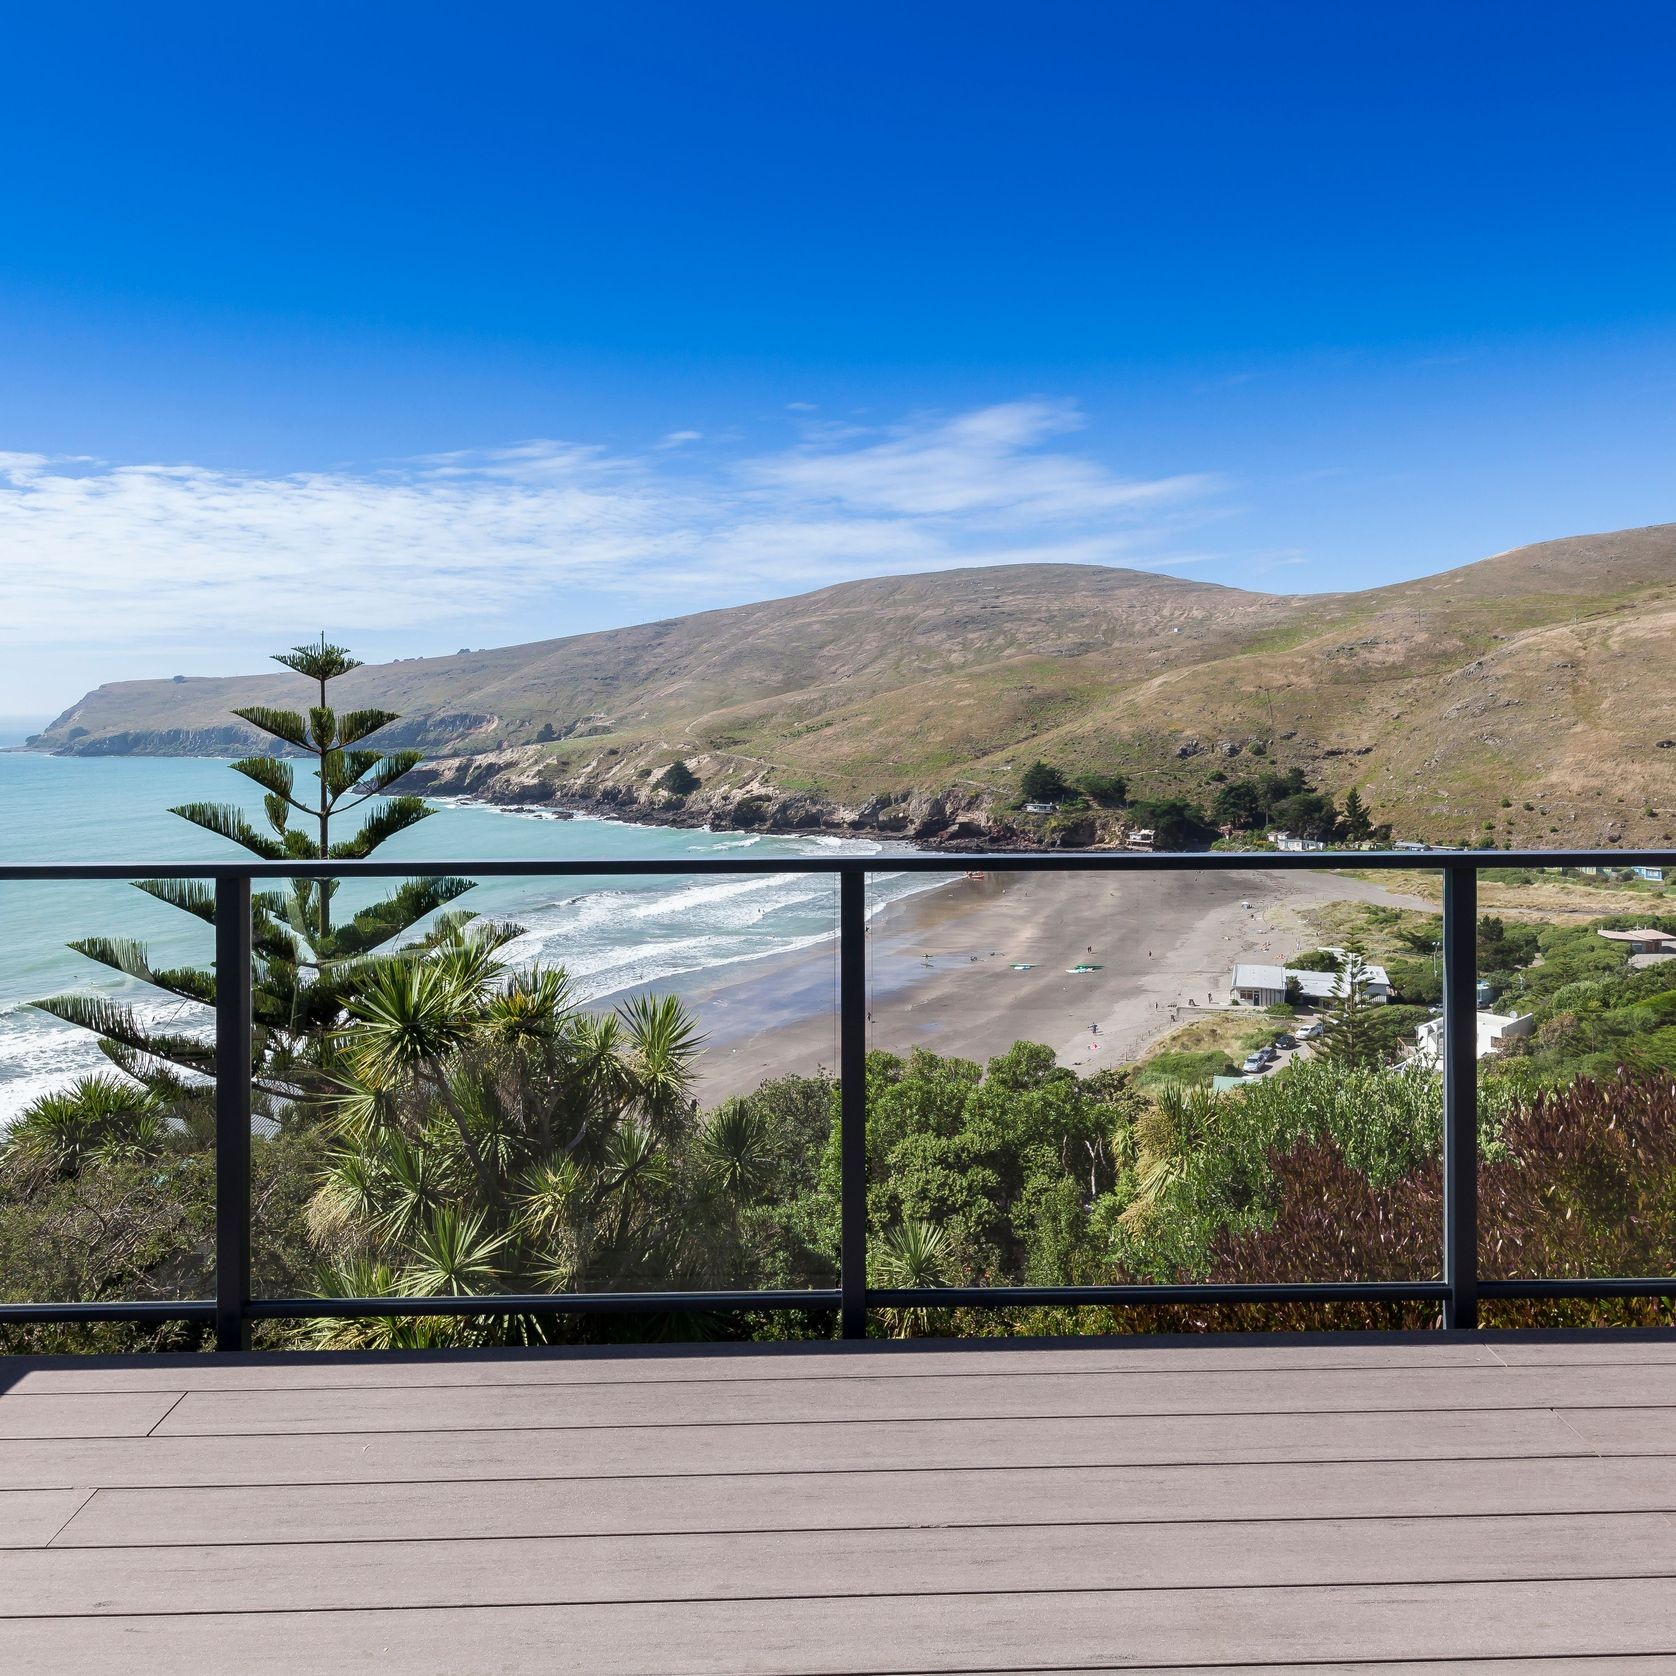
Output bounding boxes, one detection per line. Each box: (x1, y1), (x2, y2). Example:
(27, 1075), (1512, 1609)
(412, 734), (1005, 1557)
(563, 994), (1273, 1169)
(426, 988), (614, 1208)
(1047, 1070), (1676, 1333)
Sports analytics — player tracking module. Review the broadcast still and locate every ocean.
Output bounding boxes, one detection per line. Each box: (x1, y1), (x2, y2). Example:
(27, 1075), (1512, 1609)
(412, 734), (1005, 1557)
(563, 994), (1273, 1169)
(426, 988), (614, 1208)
(0, 747), (931, 1121)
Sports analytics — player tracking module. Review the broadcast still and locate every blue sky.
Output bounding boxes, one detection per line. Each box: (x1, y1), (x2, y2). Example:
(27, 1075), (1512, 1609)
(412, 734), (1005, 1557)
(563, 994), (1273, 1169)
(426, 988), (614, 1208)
(2, 2), (1674, 714)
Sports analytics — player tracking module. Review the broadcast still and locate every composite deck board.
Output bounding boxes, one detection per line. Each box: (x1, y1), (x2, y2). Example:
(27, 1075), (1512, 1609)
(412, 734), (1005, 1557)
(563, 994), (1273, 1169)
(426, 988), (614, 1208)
(6, 1337), (1674, 1669)
(141, 1363), (1676, 1435)
(52, 1453), (1676, 1546)
(0, 1390), (182, 1439)
(8, 1512), (1676, 1617)
(10, 1579), (1676, 1674)
(0, 1489), (92, 1548)
(1485, 1339), (1676, 1366)
(1550, 1405), (1676, 1451)
(1, 1338), (1513, 1394)
(0, 1404), (1601, 1492)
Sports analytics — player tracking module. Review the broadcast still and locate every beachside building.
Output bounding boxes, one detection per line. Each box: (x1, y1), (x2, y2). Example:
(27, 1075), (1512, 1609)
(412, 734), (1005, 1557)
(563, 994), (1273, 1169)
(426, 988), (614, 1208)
(1270, 830), (1326, 853)
(1125, 828), (1155, 851)
(1230, 954), (1391, 1008)
(1597, 927), (1676, 956)
(1632, 866), (1667, 883)
(1413, 1009), (1536, 1067)
(1392, 839), (1430, 853)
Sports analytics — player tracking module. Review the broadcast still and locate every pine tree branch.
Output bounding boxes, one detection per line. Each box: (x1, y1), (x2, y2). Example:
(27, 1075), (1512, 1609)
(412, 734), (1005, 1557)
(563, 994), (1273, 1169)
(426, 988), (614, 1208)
(335, 707), (400, 746)
(274, 637), (360, 682)
(67, 937), (217, 1006)
(229, 756), (308, 808)
(322, 748), (382, 803)
(134, 878), (218, 924)
(31, 996), (216, 1073)
(327, 878), (476, 959)
(230, 706), (310, 750)
(334, 750), (425, 809)
(329, 796), (434, 858)
(169, 802), (288, 860)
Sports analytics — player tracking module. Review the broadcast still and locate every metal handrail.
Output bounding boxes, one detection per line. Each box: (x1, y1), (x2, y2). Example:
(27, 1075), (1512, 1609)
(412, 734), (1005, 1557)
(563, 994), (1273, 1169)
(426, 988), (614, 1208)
(3, 846), (1672, 1346)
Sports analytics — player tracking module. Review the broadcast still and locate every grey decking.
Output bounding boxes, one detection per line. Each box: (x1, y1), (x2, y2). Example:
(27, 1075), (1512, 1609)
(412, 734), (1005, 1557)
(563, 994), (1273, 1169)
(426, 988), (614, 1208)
(1, 1335), (1674, 1673)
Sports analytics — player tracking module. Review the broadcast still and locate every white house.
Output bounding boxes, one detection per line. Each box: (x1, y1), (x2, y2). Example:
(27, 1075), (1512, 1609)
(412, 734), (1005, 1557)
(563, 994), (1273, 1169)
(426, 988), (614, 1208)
(1597, 927), (1676, 956)
(1271, 830), (1326, 853)
(1230, 952), (1391, 1008)
(1413, 1009), (1536, 1067)
(1632, 866), (1666, 884)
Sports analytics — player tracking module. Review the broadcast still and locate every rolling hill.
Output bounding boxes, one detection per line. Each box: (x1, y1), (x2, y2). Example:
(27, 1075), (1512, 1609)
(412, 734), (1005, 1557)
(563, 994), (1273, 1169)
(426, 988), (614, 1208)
(30, 524), (1676, 848)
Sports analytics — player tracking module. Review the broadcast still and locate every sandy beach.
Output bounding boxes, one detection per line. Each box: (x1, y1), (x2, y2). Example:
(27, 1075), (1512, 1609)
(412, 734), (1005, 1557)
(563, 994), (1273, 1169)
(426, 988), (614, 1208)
(659, 865), (1434, 1104)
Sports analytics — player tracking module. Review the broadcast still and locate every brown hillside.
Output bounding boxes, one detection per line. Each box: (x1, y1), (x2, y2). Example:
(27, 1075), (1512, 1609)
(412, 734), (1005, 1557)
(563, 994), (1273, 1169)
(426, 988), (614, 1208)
(31, 525), (1676, 847)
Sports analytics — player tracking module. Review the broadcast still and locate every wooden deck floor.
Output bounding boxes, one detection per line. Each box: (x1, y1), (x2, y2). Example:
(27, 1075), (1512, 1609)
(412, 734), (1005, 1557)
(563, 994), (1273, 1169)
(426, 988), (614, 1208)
(3, 1334), (1676, 1673)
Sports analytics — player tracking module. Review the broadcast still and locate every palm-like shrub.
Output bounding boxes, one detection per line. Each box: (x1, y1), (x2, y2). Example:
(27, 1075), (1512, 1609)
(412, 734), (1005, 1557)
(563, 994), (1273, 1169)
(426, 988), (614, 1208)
(1, 1075), (177, 1185)
(306, 924), (742, 1345)
(871, 1217), (952, 1337)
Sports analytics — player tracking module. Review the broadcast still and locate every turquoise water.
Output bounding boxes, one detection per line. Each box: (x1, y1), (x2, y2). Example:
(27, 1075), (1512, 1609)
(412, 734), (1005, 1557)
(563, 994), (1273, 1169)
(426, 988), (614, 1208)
(0, 751), (924, 1119)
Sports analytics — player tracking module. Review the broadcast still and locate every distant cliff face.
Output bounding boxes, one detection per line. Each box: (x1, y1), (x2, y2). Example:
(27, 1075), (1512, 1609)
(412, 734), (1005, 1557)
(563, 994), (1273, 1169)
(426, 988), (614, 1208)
(30, 526), (1676, 848)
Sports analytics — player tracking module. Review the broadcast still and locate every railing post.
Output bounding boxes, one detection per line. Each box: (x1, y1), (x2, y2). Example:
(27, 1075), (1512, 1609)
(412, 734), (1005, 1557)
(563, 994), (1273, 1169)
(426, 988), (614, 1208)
(214, 874), (252, 1352)
(1442, 862), (1479, 1332)
(839, 867), (868, 1339)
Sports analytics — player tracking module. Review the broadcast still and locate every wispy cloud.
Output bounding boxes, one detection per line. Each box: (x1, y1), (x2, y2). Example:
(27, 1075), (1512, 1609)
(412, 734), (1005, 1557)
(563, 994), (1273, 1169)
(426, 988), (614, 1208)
(0, 401), (1226, 679)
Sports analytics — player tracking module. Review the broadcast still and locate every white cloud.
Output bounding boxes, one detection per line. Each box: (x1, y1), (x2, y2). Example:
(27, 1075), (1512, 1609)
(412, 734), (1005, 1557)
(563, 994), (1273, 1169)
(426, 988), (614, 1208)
(0, 401), (1226, 691)
(746, 400), (1217, 521)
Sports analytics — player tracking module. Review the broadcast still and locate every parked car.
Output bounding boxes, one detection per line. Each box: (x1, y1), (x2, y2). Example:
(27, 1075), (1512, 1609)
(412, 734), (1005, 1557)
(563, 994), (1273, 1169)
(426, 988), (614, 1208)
(1273, 1033), (1297, 1050)
(1299, 1021), (1325, 1040)
(1241, 1052), (1269, 1074)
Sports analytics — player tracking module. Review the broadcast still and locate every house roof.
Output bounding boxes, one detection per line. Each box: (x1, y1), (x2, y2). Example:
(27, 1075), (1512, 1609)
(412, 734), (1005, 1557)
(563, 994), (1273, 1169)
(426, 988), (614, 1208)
(1232, 960), (1390, 998)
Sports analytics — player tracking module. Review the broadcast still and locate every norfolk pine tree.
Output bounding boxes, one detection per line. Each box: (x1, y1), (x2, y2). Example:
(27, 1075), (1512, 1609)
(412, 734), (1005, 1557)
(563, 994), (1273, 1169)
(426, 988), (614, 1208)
(1318, 947), (1383, 1069)
(33, 637), (474, 1118)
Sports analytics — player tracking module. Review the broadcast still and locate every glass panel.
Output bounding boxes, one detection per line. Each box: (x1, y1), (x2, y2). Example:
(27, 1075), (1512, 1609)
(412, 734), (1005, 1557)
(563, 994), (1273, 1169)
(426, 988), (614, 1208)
(865, 863), (1448, 1332)
(0, 875), (216, 1351)
(1476, 862), (1676, 1325)
(252, 866), (842, 1341)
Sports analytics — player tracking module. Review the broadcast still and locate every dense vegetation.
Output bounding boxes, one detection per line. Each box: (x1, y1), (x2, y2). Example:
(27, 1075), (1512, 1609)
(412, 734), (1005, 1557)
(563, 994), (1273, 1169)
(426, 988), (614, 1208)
(1015, 759), (1388, 851)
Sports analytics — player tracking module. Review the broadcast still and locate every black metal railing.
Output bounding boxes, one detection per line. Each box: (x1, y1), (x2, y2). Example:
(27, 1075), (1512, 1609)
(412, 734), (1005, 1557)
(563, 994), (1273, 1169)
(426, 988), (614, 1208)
(3, 847), (1673, 1348)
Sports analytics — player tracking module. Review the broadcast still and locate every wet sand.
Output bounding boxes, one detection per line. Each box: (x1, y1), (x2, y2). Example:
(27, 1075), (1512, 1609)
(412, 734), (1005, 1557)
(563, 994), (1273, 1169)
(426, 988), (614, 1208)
(667, 866), (1433, 1104)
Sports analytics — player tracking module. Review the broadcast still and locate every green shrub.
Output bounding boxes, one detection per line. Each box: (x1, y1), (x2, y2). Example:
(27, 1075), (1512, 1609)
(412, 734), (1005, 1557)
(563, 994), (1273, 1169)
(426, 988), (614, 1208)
(657, 759), (701, 797)
(1076, 772), (1128, 808)
(1136, 1050), (1234, 1089)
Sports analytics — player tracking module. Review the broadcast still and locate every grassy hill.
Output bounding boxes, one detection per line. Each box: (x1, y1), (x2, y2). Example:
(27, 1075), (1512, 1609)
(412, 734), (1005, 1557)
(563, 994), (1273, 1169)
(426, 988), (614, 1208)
(31, 524), (1676, 847)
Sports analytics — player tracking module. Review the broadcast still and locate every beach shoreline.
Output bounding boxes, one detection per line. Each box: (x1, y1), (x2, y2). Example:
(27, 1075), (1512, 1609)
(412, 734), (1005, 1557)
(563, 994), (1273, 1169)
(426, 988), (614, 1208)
(639, 865), (1435, 1104)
